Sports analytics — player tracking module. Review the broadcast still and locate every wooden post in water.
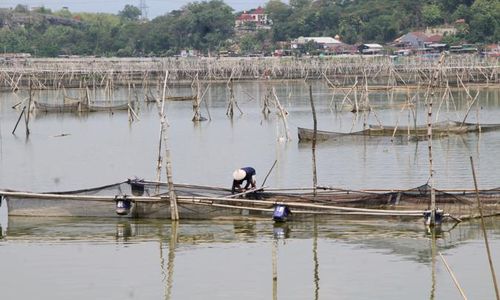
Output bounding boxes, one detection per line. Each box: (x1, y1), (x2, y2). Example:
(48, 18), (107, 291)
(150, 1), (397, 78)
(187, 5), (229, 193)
(25, 78), (32, 136)
(157, 70), (179, 220)
(192, 73), (204, 122)
(271, 87), (291, 141)
(427, 53), (445, 226)
(11, 106), (26, 135)
(309, 85), (318, 195)
(470, 156), (500, 300)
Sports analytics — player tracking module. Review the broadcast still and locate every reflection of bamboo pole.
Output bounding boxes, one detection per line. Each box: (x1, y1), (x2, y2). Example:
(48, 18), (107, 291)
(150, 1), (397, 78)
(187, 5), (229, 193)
(166, 221), (178, 300)
(438, 252), (468, 300)
(470, 156), (500, 300)
(313, 216), (319, 300)
(309, 85), (318, 195)
(429, 227), (437, 300)
(272, 238), (278, 300)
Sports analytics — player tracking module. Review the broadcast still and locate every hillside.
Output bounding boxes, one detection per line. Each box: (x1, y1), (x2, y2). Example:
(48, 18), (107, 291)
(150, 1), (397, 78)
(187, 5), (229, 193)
(0, 0), (498, 57)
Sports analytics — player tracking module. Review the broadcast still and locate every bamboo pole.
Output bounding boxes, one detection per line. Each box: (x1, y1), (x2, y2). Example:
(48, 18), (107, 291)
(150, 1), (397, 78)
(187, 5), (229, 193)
(272, 87), (291, 141)
(427, 53), (446, 225)
(160, 72), (179, 220)
(261, 159), (278, 188)
(25, 79), (32, 136)
(438, 252), (468, 300)
(11, 106), (26, 135)
(470, 156), (500, 300)
(0, 189), (429, 215)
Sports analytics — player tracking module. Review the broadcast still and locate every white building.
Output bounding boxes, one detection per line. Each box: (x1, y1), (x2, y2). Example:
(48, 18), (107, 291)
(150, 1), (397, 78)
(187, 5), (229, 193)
(291, 37), (342, 49)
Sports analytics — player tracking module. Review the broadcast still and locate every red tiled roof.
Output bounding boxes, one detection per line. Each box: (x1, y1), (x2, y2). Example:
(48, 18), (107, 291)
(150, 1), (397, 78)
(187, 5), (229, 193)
(410, 32), (429, 40)
(238, 14), (254, 21)
(252, 6), (265, 14)
(426, 35), (443, 43)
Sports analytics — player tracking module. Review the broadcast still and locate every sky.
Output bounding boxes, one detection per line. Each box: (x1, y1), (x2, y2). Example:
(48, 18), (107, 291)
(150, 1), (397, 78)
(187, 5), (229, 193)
(0, 0), (277, 19)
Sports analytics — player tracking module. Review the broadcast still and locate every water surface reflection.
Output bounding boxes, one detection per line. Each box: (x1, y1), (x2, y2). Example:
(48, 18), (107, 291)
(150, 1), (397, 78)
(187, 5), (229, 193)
(1, 216), (499, 300)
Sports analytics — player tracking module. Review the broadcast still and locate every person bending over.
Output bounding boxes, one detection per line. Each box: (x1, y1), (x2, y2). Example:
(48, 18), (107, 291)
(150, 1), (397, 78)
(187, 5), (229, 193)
(232, 167), (256, 194)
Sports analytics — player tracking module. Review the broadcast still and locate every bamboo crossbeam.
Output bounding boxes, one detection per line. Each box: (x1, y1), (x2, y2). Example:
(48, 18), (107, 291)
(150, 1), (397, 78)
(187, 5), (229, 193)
(0, 190), (428, 215)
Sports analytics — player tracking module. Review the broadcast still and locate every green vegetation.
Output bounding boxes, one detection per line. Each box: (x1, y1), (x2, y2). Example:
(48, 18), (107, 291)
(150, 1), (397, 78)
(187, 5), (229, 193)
(0, 0), (497, 57)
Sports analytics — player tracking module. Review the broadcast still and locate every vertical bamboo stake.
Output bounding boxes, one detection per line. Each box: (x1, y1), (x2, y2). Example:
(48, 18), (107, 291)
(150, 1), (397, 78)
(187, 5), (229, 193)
(427, 53), (445, 225)
(426, 87), (436, 224)
(155, 74), (167, 182)
(25, 78), (32, 136)
(470, 156), (500, 300)
(127, 81), (132, 122)
(271, 88), (291, 141)
(192, 73), (203, 122)
(161, 75), (179, 220)
(309, 85), (318, 195)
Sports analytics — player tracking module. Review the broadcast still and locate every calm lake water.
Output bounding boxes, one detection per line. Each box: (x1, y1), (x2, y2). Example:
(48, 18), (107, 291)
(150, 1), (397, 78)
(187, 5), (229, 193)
(0, 80), (499, 299)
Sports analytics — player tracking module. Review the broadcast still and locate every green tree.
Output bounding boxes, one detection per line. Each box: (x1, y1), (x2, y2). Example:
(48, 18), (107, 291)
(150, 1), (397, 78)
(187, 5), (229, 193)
(118, 5), (142, 22)
(265, 0), (292, 23)
(14, 4), (28, 13)
(469, 0), (500, 42)
(290, 0), (311, 9)
(32, 6), (52, 14)
(240, 35), (258, 54)
(168, 0), (234, 52)
(54, 7), (72, 19)
(422, 4), (443, 26)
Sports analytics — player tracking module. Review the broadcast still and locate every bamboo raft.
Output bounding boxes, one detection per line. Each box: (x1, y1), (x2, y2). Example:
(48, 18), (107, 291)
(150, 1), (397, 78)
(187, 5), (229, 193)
(298, 121), (500, 142)
(1, 179), (499, 221)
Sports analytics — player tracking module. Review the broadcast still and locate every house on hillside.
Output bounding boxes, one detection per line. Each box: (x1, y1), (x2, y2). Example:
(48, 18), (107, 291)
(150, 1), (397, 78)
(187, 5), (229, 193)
(358, 44), (384, 55)
(235, 6), (271, 30)
(394, 32), (434, 49)
(291, 37), (342, 49)
(425, 24), (457, 36)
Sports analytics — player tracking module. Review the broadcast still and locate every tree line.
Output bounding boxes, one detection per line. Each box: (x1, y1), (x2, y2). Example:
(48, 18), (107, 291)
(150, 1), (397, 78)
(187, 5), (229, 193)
(0, 0), (497, 57)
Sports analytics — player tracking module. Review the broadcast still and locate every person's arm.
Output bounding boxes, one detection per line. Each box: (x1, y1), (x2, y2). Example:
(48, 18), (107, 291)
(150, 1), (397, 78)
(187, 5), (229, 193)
(232, 180), (240, 194)
(243, 179), (251, 190)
